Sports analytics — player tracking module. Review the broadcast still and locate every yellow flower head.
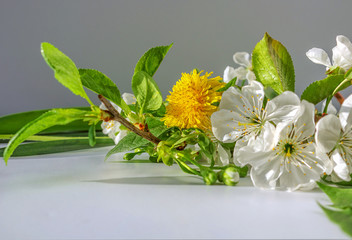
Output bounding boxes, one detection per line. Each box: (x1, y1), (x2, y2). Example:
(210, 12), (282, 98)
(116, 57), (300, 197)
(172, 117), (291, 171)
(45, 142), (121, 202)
(162, 69), (224, 130)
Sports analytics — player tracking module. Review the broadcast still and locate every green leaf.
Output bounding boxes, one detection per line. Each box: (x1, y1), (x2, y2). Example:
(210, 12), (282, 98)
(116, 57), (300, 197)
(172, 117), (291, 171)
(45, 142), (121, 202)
(264, 86), (279, 100)
(301, 75), (349, 104)
(79, 69), (130, 113)
(317, 182), (352, 208)
(134, 44), (173, 77)
(88, 124), (96, 147)
(0, 138), (113, 157)
(3, 108), (91, 163)
(319, 205), (352, 237)
(217, 77), (238, 92)
(252, 33), (295, 94)
(132, 71), (163, 112)
(0, 108), (98, 134)
(41, 43), (92, 105)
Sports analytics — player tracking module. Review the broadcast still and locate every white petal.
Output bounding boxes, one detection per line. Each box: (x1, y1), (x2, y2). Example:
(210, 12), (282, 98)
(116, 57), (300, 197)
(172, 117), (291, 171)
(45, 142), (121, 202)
(250, 157), (283, 190)
(246, 70), (256, 82)
(223, 66), (237, 83)
(315, 114), (341, 153)
(122, 93), (136, 105)
(114, 130), (128, 144)
(339, 94), (352, 131)
(321, 99), (337, 115)
(233, 67), (248, 80)
(306, 48), (332, 67)
(336, 35), (352, 65)
(233, 52), (251, 67)
(266, 91), (301, 123)
(218, 87), (251, 112)
(217, 144), (230, 166)
(294, 100), (316, 139)
(331, 149), (351, 182)
(211, 109), (244, 143)
(241, 80), (265, 103)
(332, 46), (352, 70)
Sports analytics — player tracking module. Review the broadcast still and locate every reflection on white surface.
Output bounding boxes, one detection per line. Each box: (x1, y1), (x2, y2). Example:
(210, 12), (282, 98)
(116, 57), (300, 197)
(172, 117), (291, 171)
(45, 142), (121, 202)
(0, 148), (348, 239)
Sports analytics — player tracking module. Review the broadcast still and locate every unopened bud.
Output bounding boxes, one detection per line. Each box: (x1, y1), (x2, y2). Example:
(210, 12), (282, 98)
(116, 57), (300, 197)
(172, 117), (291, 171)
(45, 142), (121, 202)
(222, 167), (240, 186)
(201, 169), (217, 185)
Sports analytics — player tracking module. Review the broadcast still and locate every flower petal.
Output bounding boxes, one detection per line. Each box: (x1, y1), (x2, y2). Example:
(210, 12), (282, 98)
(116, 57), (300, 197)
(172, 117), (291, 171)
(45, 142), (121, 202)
(233, 52), (251, 67)
(331, 149), (351, 182)
(266, 91), (301, 123)
(211, 109), (245, 143)
(246, 70), (256, 83)
(315, 114), (341, 153)
(233, 66), (248, 80)
(339, 94), (352, 131)
(218, 87), (251, 112)
(306, 48), (331, 67)
(223, 66), (237, 83)
(332, 46), (352, 70)
(122, 93), (136, 105)
(294, 100), (316, 139)
(216, 144), (230, 166)
(336, 35), (352, 66)
(250, 157), (283, 190)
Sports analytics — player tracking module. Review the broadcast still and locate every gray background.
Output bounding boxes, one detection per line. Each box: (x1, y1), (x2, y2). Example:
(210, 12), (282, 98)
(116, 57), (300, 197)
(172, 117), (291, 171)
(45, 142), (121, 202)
(1, 0), (352, 115)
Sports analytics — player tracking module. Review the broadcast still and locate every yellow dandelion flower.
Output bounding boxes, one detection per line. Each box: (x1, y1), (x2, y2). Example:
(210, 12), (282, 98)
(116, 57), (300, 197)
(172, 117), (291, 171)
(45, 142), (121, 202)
(162, 69), (224, 130)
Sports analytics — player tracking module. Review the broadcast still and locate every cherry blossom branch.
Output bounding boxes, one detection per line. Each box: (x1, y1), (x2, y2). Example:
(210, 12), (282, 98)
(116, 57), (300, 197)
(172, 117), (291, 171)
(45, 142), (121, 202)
(98, 95), (161, 145)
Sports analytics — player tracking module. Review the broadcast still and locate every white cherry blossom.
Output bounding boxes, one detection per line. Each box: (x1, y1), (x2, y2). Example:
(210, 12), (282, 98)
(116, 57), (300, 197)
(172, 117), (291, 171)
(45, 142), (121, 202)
(100, 93), (136, 144)
(306, 35), (352, 73)
(223, 52), (256, 84)
(315, 94), (352, 182)
(211, 80), (301, 144)
(236, 101), (332, 191)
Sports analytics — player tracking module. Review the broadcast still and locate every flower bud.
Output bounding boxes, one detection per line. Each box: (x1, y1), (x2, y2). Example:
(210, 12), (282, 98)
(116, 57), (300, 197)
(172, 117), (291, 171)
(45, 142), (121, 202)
(222, 167), (240, 186)
(201, 169), (217, 185)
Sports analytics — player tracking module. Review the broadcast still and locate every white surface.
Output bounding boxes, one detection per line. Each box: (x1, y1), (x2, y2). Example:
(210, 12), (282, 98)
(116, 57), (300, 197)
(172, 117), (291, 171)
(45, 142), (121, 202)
(0, 147), (349, 239)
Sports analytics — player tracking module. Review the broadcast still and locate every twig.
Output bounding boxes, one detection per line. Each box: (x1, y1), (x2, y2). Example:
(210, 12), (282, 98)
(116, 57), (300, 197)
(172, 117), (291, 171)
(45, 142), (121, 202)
(98, 95), (161, 145)
(334, 92), (345, 105)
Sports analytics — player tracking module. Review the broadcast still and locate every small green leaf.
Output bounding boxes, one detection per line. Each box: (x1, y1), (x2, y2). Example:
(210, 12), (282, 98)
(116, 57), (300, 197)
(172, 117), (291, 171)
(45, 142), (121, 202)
(0, 138), (113, 157)
(132, 71), (163, 112)
(3, 108), (91, 163)
(88, 124), (96, 147)
(319, 205), (352, 237)
(41, 43), (92, 105)
(301, 75), (349, 104)
(134, 44), (173, 77)
(252, 33), (295, 94)
(217, 77), (238, 92)
(79, 69), (130, 113)
(317, 182), (352, 208)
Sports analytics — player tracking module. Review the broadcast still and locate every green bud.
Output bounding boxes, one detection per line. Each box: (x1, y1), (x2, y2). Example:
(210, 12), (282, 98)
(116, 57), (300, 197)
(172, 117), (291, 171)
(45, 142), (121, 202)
(222, 167), (240, 186)
(157, 141), (173, 166)
(201, 169), (217, 185)
(123, 152), (137, 160)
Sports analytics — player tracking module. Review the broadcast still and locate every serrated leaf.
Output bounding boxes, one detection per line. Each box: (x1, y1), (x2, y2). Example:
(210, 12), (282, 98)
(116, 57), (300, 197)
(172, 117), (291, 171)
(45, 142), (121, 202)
(319, 205), (352, 237)
(134, 44), (173, 77)
(252, 33), (295, 94)
(317, 182), (352, 208)
(301, 75), (349, 104)
(132, 71), (163, 112)
(0, 138), (113, 157)
(41, 43), (92, 105)
(0, 107), (98, 134)
(3, 108), (91, 163)
(79, 69), (130, 113)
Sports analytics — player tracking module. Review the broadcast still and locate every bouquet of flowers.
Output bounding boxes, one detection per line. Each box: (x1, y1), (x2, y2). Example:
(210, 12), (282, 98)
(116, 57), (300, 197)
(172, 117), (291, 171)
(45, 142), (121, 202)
(1, 33), (352, 236)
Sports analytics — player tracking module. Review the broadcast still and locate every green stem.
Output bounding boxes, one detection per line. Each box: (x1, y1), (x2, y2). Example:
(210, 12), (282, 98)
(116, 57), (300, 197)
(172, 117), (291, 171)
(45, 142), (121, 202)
(0, 134), (110, 142)
(323, 95), (333, 114)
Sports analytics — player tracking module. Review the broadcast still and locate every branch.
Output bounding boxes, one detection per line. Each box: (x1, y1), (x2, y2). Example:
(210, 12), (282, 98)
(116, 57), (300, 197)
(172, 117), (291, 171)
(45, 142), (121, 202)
(98, 95), (161, 145)
(334, 92), (345, 105)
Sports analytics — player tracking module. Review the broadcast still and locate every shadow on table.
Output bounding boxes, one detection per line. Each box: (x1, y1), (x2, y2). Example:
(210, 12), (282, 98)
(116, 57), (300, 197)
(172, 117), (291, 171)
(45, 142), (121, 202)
(85, 176), (204, 185)
(85, 176), (254, 187)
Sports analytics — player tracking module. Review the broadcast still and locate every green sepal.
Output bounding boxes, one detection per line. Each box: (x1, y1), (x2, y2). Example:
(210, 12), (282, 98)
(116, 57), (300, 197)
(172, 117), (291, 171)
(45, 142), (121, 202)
(252, 33), (295, 94)
(41, 43), (92, 105)
(134, 44), (173, 77)
(217, 77), (238, 92)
